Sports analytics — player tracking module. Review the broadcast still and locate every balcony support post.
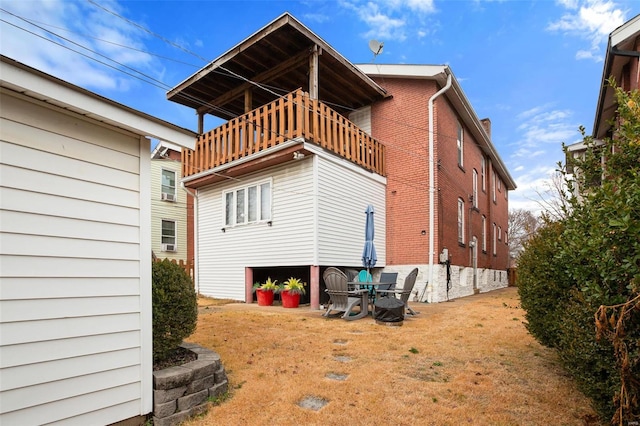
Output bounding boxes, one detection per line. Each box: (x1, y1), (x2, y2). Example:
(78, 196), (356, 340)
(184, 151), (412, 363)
(197, 112), (204, 135)
(244, 89), (253, 113)
(309, 45), (319, 100)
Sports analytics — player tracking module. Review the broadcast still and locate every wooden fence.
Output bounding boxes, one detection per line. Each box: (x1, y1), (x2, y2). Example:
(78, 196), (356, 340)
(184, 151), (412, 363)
(153, 258), (195, 280)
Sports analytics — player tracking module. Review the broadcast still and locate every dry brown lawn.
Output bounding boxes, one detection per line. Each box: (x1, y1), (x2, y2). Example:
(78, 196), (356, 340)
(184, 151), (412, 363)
(183, 287), (601, 426)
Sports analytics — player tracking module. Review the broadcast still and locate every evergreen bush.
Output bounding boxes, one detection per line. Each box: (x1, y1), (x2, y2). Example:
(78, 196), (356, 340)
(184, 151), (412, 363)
(152, 259), (198, 363)
(517, 220), (569, 348)
(517, 83), (640, 423)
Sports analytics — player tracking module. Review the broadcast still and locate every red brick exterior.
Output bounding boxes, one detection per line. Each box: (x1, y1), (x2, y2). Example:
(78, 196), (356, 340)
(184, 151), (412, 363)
(370, 77), (510, 271)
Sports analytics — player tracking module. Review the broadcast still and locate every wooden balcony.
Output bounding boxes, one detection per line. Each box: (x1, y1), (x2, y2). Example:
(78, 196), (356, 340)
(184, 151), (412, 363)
(182, 89), (385, 181)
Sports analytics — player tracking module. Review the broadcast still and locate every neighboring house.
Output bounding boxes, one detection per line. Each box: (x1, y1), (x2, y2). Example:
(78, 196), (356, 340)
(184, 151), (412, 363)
(0, 56), (196, 425)
(167, 13), (514, 307)
(567, 13), (640, 195)
(151, 141), (191, 265)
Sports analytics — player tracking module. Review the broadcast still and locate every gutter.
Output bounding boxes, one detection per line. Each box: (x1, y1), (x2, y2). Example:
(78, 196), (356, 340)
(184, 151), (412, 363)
(425, 70), (452, 303)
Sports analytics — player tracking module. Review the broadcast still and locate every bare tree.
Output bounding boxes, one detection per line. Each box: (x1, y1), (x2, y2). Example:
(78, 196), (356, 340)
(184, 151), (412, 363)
(508, 208), (541, 259)
(533, 169), (572, 221)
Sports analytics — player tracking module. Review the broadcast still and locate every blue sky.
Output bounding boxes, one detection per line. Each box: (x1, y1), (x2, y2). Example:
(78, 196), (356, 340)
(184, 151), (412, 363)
(1, 0), (638, 212)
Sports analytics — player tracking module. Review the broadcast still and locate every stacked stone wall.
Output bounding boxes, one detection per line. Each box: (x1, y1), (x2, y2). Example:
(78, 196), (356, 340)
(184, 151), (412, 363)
(152, 343), (228, 426)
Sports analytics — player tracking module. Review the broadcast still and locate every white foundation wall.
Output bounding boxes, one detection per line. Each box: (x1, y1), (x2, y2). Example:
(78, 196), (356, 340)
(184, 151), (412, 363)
(378, 264), (509, 304)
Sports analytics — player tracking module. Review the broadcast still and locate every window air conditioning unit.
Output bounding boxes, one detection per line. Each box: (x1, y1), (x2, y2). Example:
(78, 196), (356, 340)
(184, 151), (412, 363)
(161, 193), (176, 202)
(162, 243), (177, 252)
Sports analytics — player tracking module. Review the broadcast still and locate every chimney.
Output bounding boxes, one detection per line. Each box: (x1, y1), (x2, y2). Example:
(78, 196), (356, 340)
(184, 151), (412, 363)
(480, 118), (491, 139)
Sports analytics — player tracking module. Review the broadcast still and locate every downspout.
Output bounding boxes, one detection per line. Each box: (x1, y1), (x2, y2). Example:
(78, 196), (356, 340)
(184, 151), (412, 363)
(426, 71), (452, 303)
(181, 182), (199, 294)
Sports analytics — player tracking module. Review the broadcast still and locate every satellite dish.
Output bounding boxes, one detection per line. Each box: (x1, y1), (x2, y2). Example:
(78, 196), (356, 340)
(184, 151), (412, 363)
(369, 40), (384, 56)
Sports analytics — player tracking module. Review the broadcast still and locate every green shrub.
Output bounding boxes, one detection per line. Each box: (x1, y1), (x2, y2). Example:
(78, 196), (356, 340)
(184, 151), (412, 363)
(152, 259), (197, 363)
(557, 291), (619, 420)
(518, 84), (640, 422)
(517, 220), (570, 348)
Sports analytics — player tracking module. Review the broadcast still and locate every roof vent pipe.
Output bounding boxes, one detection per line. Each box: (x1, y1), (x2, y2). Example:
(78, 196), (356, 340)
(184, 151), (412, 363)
(425, 71), (452, 303)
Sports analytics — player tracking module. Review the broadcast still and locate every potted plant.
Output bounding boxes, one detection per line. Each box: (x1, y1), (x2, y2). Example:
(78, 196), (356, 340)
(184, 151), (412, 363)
(254, 277), (279, 306)
(280, 277), (306, 308)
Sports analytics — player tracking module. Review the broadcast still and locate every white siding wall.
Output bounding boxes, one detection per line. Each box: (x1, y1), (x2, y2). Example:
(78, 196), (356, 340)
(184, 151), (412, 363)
(150, 159), (187, 261)
(0, 92), (149, 425)
(195, 151), (387, 300)
(197, 158), (316, 300)
(348, 105), (372, 135)
(316, 156), (386, 266)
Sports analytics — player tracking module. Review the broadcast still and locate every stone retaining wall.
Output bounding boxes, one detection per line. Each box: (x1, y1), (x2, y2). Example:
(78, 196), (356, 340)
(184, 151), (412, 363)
(152, 342), (228, 426)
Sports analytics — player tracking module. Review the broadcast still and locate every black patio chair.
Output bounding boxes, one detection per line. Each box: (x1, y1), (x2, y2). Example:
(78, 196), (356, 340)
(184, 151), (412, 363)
(375, 268), (419, 317)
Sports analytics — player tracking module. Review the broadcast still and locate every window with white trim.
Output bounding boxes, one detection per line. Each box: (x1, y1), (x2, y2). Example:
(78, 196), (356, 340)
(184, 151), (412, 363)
(498, 225), (502, 241)
(457, 198), (465, 244)
(224, 180), (272, 227)
(493, 223), (497, 256)
(492, 172), (496, 203)
(481, 158), (486, 192)
(161, 169), (177, 200)
(472, 169), (478, 208)
(162, 220), (176, 250)
(457, 122), (464, 167)
(482, 215), (487, 252)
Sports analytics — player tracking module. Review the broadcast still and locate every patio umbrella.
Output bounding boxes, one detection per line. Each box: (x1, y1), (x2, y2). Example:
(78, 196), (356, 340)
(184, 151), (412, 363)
(361, 204), (377, 282)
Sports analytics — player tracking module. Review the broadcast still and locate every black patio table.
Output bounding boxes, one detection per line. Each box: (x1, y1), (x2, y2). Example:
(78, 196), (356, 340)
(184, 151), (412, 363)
(347, 281), (396, 313)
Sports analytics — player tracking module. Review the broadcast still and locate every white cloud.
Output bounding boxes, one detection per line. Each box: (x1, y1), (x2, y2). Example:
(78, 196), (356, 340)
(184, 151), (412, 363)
(0, 0), (159, 92)
(508, 104), (582, 213)
(547, 0), (626, 61)
(339, 0), (437, 41)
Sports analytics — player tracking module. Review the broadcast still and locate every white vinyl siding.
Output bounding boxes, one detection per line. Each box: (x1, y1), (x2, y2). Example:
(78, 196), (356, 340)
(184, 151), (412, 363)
(151, 159), (187, 261)
(0, 92), (148, 425)
(348, 105), (372, 134)
(197, 160), (315, 300)
(316, 157), (386, 266)
(195, 151), (386, 300)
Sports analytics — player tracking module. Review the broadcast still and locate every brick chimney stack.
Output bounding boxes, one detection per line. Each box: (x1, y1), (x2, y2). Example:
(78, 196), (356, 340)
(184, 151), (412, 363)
(480, 118), (491, 139)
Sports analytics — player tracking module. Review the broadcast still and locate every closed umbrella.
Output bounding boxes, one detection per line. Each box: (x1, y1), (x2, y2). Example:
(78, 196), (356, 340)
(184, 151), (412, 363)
(361, 204), (377, 282)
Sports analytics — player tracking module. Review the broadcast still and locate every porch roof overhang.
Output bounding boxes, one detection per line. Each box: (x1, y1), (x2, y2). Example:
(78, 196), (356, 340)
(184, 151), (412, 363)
(356, 63), (517, 191)
(593, 14), (640, 140)
(166, 12), (387, 121)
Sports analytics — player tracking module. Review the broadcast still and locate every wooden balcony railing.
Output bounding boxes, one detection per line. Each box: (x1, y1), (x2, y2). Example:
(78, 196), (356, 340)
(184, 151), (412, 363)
(182, 89), (385, 178)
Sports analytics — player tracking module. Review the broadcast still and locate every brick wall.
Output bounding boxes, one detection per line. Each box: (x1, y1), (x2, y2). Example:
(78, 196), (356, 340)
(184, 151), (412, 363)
(369, 76), (510, 273)
(369, 78), (436, 266)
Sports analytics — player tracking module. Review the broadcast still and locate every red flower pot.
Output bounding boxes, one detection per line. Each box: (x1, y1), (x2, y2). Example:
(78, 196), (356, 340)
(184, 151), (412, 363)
(256, 289), (274, 306)
(281, 290), (301, 308)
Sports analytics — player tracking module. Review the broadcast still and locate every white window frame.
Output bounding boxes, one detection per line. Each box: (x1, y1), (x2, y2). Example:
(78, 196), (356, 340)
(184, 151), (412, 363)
(161, 219), (177, 250)
(161, 169), (177, 200)
(492, 172), (496, 203)
(482, 215), (487, 252)
(472, 169), (478, 208)
(457, 121), (464, 167)
(457, 198), (465, 244)
(223, 179), (272, 227)
(498, 225), (502, 241)
(493, 223), (497, 256)
(481, 158), (486, 192)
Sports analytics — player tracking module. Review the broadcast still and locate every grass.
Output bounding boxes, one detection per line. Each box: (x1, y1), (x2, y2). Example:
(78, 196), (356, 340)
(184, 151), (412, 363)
(183, 287), (601, 426)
